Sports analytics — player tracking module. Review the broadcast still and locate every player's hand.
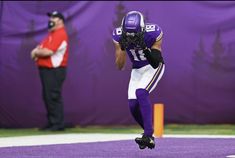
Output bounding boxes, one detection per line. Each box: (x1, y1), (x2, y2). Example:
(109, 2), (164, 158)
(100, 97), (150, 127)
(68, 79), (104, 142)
(138, 35), (147, 49)
(143, 48), (151, 56)
(119, 33), (128, 51)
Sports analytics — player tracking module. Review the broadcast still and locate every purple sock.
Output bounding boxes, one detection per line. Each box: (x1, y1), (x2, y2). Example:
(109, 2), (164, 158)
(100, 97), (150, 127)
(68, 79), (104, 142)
(136, 89), (153, 137)
(128, 99), (144, 129)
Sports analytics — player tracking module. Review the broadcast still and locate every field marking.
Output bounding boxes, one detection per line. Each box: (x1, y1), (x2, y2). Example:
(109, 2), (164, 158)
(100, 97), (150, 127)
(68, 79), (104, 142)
(1, 134), (235, 148)
(0, 134), (138, 148)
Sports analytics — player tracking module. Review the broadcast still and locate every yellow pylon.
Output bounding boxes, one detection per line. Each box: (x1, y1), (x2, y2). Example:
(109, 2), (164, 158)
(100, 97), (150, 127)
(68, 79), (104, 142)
(154, 103), (164, 137)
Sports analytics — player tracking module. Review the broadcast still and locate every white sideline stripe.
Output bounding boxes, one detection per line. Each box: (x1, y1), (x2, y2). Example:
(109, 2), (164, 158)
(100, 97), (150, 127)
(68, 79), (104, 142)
(1, 134), (235, 148)
(0, 134), (138, 148)
(226, 155), (235, 158)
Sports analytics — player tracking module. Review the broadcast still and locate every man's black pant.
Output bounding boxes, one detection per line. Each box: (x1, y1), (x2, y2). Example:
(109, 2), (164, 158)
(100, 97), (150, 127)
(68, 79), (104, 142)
(39, 67), (66, 128)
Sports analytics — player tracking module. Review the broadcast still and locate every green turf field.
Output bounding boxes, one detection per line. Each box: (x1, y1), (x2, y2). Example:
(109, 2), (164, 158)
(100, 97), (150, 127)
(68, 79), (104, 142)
(0, 124), (235, 137)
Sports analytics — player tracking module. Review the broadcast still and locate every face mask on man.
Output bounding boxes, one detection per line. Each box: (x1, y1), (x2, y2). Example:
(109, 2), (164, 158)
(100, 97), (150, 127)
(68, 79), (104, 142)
(48, 20), (56, 30)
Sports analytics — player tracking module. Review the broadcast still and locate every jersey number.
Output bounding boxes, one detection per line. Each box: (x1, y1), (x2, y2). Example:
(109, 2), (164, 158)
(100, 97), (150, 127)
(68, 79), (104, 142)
(116, 28), (122, 35)
(130, 49), (146, 61)
(145, 25), (156, 32)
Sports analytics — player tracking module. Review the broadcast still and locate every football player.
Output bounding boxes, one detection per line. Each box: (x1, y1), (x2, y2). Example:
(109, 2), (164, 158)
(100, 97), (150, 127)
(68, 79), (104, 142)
(112, 11), (165, 149)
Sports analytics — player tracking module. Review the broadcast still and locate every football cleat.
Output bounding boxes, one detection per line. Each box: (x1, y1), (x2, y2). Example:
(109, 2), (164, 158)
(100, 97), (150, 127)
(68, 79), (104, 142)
(135, 134), (155, 149)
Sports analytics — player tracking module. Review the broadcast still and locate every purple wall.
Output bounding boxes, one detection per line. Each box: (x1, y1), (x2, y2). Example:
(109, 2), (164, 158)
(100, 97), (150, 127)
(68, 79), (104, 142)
(1, 1), (235, 127)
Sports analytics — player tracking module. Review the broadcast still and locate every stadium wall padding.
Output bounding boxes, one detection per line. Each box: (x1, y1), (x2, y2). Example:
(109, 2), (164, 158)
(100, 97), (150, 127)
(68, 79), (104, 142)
(1, 1), (235, 127)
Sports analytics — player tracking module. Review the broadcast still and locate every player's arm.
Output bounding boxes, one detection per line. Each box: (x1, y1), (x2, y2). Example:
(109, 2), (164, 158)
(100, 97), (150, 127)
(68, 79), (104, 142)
(151, 38), (162, 51)
(143, 38), (164, 69)
(114, 41), (126, 70)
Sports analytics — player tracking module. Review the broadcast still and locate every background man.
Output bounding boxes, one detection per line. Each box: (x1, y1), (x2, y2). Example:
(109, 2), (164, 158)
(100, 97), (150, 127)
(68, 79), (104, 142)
(31, 11), (69, 131)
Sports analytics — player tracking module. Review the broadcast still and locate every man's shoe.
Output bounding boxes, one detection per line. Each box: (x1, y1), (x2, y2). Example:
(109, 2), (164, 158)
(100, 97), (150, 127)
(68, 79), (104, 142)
(38, 125), (52, 131)
(47, 126), (65, 131)
(135, 134), (155, 149)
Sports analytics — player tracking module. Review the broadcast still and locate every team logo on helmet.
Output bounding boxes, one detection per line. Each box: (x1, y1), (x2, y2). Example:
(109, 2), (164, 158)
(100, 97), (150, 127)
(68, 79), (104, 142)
(121, 11), (145, 33)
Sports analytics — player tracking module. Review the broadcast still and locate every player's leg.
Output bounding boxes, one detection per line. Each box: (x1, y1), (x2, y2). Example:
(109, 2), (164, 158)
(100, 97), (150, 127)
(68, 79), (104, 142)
(135, 63), (165, 149)
(128, 69), (144, 128)
(135, 88), (155, 149)
(136, 88), (153, 137)
(128, 99), (144, 129)
(128, 70), (148, 149)
(128, 100), (147, 149)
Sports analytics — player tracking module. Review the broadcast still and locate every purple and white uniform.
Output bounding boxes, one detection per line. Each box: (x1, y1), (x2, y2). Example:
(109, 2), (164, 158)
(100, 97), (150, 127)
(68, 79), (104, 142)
(113, 23), (165, 99)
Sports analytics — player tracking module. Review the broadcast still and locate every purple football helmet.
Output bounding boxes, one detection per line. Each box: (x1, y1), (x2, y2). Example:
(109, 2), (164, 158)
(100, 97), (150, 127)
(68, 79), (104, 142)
(119, 11), (146, 49)
(121, 11), (145, 34)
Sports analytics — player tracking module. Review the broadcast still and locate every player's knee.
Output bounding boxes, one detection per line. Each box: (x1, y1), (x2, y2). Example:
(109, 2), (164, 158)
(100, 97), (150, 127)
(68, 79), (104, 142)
(135, 89), (149, 99)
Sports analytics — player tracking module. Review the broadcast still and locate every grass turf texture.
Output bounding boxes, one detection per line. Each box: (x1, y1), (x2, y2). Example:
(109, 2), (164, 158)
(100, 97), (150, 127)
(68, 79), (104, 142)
(0, 124), (235, 137)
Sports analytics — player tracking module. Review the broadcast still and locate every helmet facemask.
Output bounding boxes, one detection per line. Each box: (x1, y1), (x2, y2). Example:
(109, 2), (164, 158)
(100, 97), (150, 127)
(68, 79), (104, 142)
(123, 31), (145, 47)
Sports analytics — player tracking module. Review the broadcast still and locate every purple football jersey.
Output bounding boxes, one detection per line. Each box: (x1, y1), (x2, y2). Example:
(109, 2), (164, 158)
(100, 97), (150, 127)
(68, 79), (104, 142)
(112, 23), (163, 68)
